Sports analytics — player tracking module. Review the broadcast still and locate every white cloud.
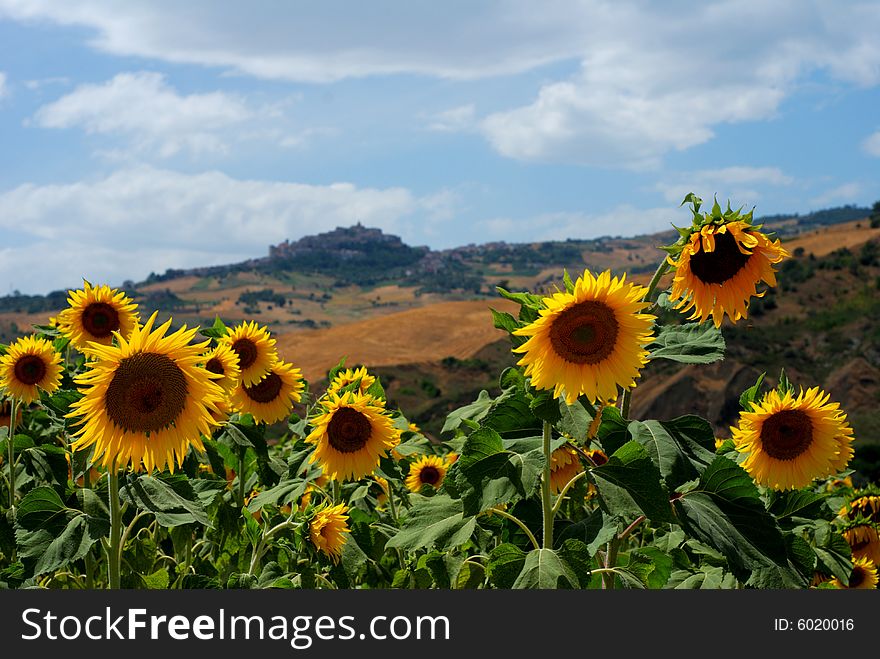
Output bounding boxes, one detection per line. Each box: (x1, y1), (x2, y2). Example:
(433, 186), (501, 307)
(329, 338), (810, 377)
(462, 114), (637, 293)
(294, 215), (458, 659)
(0, 71), (7, 98)
(0, 167), (441, 293)
(24, 76), (70, 90)
(863, 131), (880, 157)
(809, 182), (863, 206)
(655, 167), (794, 205)
(426, 104), (476, 132)
(33, 72), (254, 158)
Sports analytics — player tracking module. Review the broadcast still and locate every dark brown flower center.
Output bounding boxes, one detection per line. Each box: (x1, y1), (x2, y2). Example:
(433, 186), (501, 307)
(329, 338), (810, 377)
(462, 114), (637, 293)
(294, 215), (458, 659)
(82, 302), (121, 338)
(327, 407), (372, 453)
(205, 357), (225, 376)
(243, 372), (283, 403)
(14, 354), (47, 386)
(232, 338), (258, 370)
(105, 352), (188, 433)
(848, 566), (867, 588)
(760, 409), (813, 461)
(549, 301), (619, 365)
(590, 450), (608, 466)
(419, 466), (442, 486)
(688, 230), (751, 285)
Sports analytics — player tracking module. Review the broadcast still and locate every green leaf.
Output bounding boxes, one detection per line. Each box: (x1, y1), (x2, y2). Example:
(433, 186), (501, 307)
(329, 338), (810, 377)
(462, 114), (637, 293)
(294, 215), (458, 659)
(556, 538), (593, 587)
(246, 479), (309, 511)
(596, 405), (629, 454)
(813, 523), (852, 583)
(386, 495), (476, 552)
(628, 417), (715, 489)
(486, 543), (527, 589)
(120, 474), (210, 527)
(140, 568), (170, 590)
(15, 486), (68, 529)
(529, 390), (561, 424)
(557, 398), (595, 442)
(648, 322), (725, 364)
(739, 372), (766, 411)
(556, 508), (619, 555)
(455, 562), (485, 589)
(767, 490), (831, 523)
(511, 548), (578, 589)
(442, 390), (494, 435)
(591, 441), (673, 523)
(629, 547), (673, 589)
(200, 316), (229, 339)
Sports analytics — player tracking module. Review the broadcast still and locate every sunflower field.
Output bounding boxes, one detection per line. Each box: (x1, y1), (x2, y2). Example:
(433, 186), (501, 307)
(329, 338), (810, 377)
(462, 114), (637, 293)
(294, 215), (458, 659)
(1, 193), (878, 591)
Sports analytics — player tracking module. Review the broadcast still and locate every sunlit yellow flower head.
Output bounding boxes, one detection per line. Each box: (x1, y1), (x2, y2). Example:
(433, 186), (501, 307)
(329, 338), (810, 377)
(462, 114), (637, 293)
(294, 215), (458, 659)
(218, 321), (278, 386)
(309, 503), (350, 562)
(56, 281), (139, 351)
(202, 343), (241, 394)
(405, 454), (449, 493)
(512, 269), (656, 404)
(832, 557), (879, 590)
(666, 196), (788, 328)
(730, 387), (854, 490)
(328, 366), (376, 395)
(67, 312), (224, 473)
(0, 335), (63, 404)
(230, 360), (304, 424)
(549, 446), (584, 494)
(306, 391), (400, 481)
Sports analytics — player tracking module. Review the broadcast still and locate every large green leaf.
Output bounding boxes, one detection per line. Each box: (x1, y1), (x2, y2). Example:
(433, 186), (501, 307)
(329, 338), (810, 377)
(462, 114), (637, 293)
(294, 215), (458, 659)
(442, 390), (494, 434)
(648, 322), (725, 364)
(557, 398), (595, 442)
(120, 474), (210, 527)
(556, 508), (619, 555)
(596, 405), (629, 453)
(14, 486), (68, 529)
(486, 543), (528, 588)
(386, 495), (476, 552)
(31, 514), (109, 576)
(813, 522), (853, 583)
(511, 548), (578, 589)
(591, 441), (673, 523)
(673, 456), (804, 585)
(628, 416), (715, 489)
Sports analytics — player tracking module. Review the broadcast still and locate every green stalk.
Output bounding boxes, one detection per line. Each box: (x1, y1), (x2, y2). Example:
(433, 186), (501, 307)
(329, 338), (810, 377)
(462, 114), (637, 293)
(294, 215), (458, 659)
(7, 398), (17, 510)
(332, 479), (341, 505)
(237, 447), (246, 510)
(107, 468), (122, 589)
(384, 482), (406, 569)
(541, 420), (554, 549)
(83, 461), (94, 589)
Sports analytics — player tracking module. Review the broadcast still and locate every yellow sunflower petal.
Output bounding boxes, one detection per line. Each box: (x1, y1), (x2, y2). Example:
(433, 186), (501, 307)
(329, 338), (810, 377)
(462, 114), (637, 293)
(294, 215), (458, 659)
(0, 335), (63, 404)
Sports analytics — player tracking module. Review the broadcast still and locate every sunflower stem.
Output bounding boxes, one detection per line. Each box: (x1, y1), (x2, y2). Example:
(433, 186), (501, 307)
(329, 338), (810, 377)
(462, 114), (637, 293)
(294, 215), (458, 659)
(332, 479), (341, 505)
(7, 398), (17, 511)
(643, 259), (671, 307)
(602, 537), (620, 590)
(107, 467), (122, 589)
(237, 447), (246, 510)
(83, 461), (95, 589)
(385, 482), (406, 569)
(541, 420), (554, 549)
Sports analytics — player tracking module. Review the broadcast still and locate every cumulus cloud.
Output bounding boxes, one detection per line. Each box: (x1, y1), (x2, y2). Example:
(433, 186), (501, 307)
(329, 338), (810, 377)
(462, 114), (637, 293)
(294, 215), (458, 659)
(863, 131), (880, 157)
(32, 72), (254, 158)
(654, 167), (795, 205)
(809, 182), (863, 206)
(0, 167), (438, 293)
(425, 105), (476, 132)
(0, 71), (7, 98)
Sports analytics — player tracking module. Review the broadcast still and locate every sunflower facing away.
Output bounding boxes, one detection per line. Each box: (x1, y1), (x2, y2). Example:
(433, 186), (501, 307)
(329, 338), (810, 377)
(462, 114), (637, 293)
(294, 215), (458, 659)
(842, 523), (880, 565)
(841, 494), (880, 524)
(202, 343), (241, 393)
(307, 391), (400, 481)
(730, 387), (854, 490)
(309, 503), (350, 562)
(229, 360), (304, 424)
(405, 454), (449, 493)
(218, 321), (278, 386)
(56, 281), (139, 351)
(666, 198), (788, 328)
(512, 269), (656, 404)
(0, 335), (63, 404)
(832, 557), (879, 590)
(328, 366), (376, 395)
(549, 446), (584, 494)
(67, 312), (225, 473)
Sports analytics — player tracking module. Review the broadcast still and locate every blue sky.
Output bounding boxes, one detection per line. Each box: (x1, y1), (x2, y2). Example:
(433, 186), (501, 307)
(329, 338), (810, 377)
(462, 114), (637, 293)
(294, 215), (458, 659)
(1, 0), (879, 294)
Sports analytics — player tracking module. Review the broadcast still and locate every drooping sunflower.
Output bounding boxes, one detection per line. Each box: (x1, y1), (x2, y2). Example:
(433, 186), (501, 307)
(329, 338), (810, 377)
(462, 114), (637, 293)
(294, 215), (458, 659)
(306, 391), (400, 481)
(832, 557), (879, 590)
(549, 446), (584, 494)
(842, 524), (880, 565)
(666, 196), (788, 328)
(730, 387), (854, 490)
(841, 494), (880, 524)
(229, 360), (304, 424)
(0, 335), (63, 404)
(309, 503), (351, 563)
(56, 281), (139, 351)
(513, 270), (656, 404)
(405, 454), (449, 493)
(218, 321), (278, 386)
(67, 312), (225, 473)
(201, 343), (241, 393)
(328, 366), (376, 395)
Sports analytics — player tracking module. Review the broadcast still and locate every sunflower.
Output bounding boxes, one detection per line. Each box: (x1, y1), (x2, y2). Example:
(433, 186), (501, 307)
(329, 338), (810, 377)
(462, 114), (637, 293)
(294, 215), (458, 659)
(328, 366), (376, 395)
(585, 448), (608, 467)
(230, 360), (304, 424)
(0, 335), (63, 404)
(306, 391), (400, 481)
(218, 321), (278, 386)
(842, 524), (880, 565)
(549, 446), (584, 494)
(841, 495), (880, 524)
(512, 270), (656, 404)
(56, 281), (139, 351)
(666, 198), (788, 328)
(201, 343), (241, 393)
(67, 312), (225, 473)
(832, 557), (879, 590)
(373, 475), (390, 508)
(405, 454), (449, 493)
(730, 387), (854, 490)
(309, 503), (350, 562)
